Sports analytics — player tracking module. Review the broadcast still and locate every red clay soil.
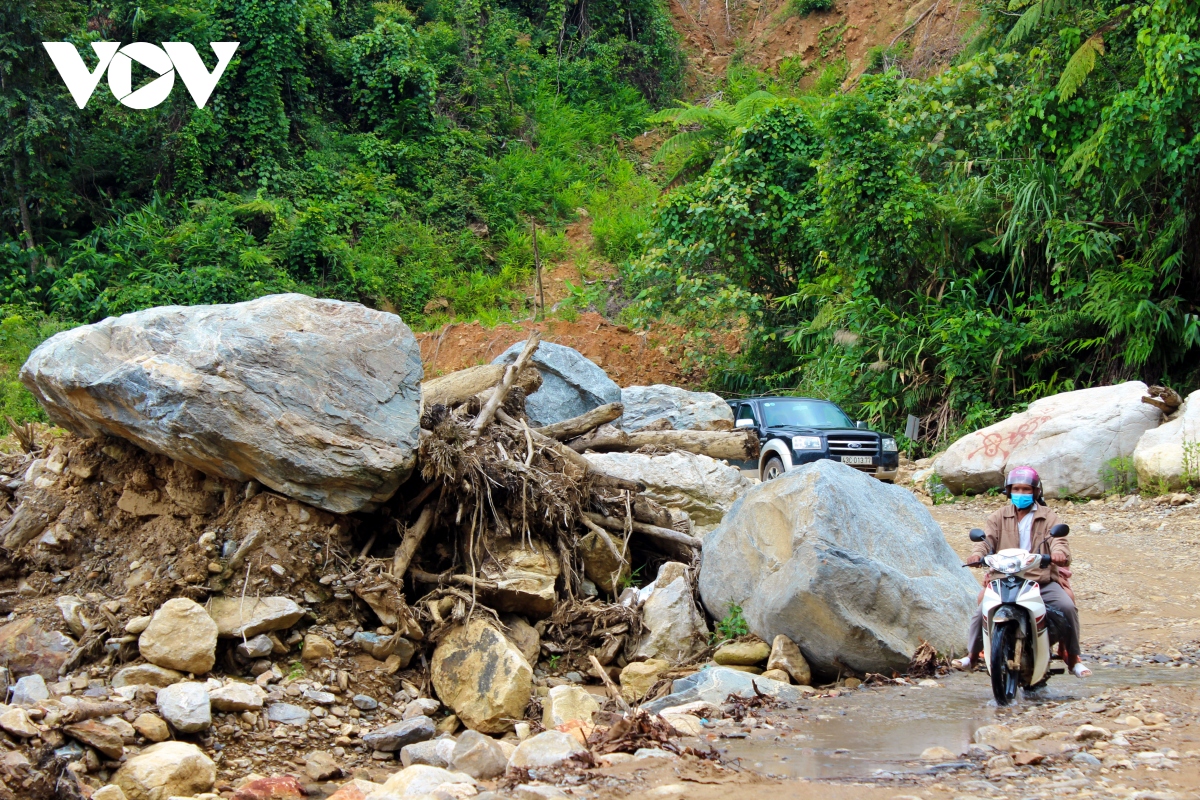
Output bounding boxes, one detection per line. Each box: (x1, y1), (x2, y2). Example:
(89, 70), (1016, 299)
(670, 0), (975, 88)
(415, 312), (742, 389)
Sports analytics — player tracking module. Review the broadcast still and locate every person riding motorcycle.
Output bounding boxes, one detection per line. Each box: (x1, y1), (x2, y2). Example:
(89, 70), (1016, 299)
(954, 466), (1091, 678)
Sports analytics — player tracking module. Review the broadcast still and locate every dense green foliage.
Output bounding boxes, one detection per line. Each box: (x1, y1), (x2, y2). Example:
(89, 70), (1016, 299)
(1, 0), (679, 325)
(630, 0), (1200, 451)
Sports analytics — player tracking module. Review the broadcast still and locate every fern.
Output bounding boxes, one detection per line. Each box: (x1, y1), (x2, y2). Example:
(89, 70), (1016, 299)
(1057, 34), (1105, 102)
(1004, 0), (1064, 47)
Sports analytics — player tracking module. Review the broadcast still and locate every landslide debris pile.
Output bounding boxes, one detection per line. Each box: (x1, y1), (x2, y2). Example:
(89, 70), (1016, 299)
(0, 295), (781, 800)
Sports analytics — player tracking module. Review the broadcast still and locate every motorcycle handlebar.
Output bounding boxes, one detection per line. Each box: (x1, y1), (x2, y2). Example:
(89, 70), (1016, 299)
(962, 555), (1053, 569)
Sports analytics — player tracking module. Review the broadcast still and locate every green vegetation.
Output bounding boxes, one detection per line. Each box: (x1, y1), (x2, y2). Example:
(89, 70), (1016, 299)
(1183, 439), (1200, 491)
(712, 603), (749, 643)
(631, 0), (1200, 453)
(1101, 456), (1138, 496)
(789, 0), (834, 15)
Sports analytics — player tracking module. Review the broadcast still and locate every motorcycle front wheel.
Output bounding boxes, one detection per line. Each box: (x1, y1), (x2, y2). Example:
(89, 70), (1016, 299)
(990, 622), (1020, 706)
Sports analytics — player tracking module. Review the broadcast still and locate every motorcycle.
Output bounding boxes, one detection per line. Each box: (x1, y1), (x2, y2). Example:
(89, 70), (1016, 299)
(967, 523), (1070, 705)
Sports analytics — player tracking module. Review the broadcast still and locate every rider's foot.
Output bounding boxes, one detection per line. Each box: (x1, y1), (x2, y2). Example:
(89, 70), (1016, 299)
(1072, 662), (1091, 678)
(953, 656), (974, 670)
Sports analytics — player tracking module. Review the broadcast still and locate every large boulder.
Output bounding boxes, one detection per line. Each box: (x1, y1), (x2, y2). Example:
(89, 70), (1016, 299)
(430, 618), (532, 733)
(1133, 390), (1200, 491)
(583, 452), (753, 530)
(208, 596), (304, 638)
(475, 536), (560, 619)
(617, 385), (734, 432)
(20, 294), (423, 514)
(698, 460), (977, 677)
(0, 617), (74, 680)
(933, 381), (1161, 498)
(634, 562), (709, 664)
(492, 341), (620, 427)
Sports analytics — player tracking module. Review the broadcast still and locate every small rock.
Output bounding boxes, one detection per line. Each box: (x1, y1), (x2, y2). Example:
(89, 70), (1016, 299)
(0, 707), (39, 738)
(1010, 725), (1048, 741)
(987, 753), (1015, 772)
(92, 786), (128, 800)
(920, 746), (957, 762)
(1074, 724), (1111, 741)
(401, 737), (455, 768)
(660, 713), (704, 736)
(353, 693), (378, 711)
(1071, 751), (1102, 766)
(125, 616), (152, 634)
(11, 673), (49, 705)
(973, 724), (1012, 751)
(302, 634), (335, 661)
(373, 764), (478, 797)
(112, 663), (185, 688)
(451, 729), (509, 779)
(404, 697), (440, 719)
(209, 596), (305, 638)
(513, 787), (569, 800)
(113, 741), (216, 800)
(1013, 751), (1045, 766)
(266, 702), (310, 725)
(501, 613), (541, 665)
(303, 688), (337, 705)
(508, 730), (588, 769)
(619, 658), (670, 702)
(326, 779), (383, 800)
(713, 640), (771, 666)
(232, 775), (306, 800)
(56, 595), (90, 637)
(132, 712), (170, 742)
(542, 685), (600, 729)
(362, 715), (436, 752)
(305, 750), (343, 781)
(1089, 522), (1106, 532)
(760, 668), (791, 684)
(514, 722), (531, 740)
(157, 682), (212, 733)
(236, 634), (275, 659)
(139, 598), (218, 674)
(0, 617), (75, 680)
(210, 681), (265, 712)
(64, 719), (125, 759)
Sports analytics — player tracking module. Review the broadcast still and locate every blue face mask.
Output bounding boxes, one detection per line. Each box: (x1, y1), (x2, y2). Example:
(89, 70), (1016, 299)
(1011, 492), (1034, 510)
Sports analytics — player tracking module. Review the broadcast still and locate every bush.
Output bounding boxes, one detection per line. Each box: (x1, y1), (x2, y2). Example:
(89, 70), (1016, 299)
(790, 0), (834, 14)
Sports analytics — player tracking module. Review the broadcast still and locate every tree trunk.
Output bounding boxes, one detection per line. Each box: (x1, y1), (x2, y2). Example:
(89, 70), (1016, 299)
(534, 402), (623, 440)
(583, 511), (701, 552)
(422, 365), (505, 407)
(571, 428), (760, 461)
(12, 159), (37, 273)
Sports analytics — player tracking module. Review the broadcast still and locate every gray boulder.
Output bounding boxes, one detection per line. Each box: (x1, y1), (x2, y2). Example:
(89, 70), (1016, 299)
(698, 460), (977, 677)
(618, 385), (734, 432)
(20, 294), (422, 514)
(492, 341), (620, 427)
(157, 682), (212, 733)
(642, 667), (803, 714)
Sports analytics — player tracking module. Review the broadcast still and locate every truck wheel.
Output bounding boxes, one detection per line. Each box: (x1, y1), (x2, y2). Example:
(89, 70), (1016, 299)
(763, 456), (785, 481)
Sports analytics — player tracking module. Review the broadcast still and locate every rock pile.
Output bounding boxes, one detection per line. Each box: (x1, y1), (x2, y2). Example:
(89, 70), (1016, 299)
(0, 295), (980, 799)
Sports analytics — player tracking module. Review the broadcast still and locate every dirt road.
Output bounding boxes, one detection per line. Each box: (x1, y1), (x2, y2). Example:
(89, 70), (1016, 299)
(588, 493), (1200, 800)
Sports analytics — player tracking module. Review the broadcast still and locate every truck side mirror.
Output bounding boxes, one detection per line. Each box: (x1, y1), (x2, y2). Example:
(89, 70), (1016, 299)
(1049, 524), (1069, 538)
(969, 528), (987, 543)
(735, 418), (755, 430)
(855, 420), (868, 430)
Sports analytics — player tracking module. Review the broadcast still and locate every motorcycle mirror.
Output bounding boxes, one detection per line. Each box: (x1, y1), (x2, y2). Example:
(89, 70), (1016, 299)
(969, 528), (986, 542)
(1049, 523), (1070, 538)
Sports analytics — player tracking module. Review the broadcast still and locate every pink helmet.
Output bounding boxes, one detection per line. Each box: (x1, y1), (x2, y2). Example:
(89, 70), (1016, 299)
(1004, 465), (1041, 497)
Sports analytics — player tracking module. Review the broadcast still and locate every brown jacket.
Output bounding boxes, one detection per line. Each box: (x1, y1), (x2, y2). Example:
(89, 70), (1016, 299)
(970, 502), (1070, 586)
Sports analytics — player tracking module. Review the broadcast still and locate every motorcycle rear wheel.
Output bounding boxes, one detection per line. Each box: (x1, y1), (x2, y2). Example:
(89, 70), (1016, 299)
(990, 622), (1020, 706)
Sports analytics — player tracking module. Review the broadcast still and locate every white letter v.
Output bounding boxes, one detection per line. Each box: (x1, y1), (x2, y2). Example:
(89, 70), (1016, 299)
(164, 42), (239, 108)
(43, 42), (121, 109)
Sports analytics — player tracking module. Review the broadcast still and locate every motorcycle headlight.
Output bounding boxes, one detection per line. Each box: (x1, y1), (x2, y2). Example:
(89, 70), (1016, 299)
(792, 436), (822, 451)
(881, 437), (897, 452)
(984, 554), (1024, 574)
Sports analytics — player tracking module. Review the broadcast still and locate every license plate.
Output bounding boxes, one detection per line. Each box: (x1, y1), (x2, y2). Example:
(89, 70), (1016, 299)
(840, 455), (873, 465)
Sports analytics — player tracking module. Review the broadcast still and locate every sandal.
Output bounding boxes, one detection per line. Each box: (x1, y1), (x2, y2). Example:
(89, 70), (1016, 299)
(953, 656), (974, 670)
(1072, 662), (1092, 678)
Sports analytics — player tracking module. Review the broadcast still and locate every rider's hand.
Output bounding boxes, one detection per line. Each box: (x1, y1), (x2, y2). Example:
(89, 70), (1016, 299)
(967, 554), (982, 566)
(1051, 552), (1068, 566)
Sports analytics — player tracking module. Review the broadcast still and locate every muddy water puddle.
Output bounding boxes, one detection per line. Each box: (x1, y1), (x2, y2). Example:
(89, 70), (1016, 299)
(716, 665), (1200, 780)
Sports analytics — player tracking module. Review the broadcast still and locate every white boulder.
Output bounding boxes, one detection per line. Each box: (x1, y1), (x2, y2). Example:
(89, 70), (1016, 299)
(583, 451), (753, 529)
(933, 381), (1161, 497)
(1133, 390), (1200, 491)
(618, 385), (734, 432)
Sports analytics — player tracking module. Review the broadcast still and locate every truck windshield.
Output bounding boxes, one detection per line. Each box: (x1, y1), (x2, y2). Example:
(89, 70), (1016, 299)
(760, 399), (855, 429)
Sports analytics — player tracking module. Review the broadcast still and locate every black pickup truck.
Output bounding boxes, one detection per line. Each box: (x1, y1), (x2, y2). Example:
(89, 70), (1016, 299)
(727, 396), (899, 483)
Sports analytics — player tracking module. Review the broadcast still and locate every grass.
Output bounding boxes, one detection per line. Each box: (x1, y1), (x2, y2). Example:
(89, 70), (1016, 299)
(1, 309), (72, 435)
(711, 603), (749, 644)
